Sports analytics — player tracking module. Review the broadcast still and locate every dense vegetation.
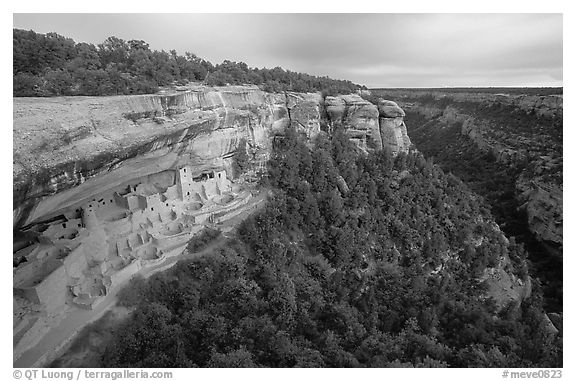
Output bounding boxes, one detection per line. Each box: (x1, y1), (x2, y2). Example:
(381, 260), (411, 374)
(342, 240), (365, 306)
(402, 99), (562, 312)
(186, 228), (222, 253)
(13, 29), (364, 97)
(232, 138), (249, 176)
(98, 127), (560, 368)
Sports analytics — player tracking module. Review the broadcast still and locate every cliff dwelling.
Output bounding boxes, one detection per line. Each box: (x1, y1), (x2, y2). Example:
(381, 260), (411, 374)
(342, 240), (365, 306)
(13, 166), (255, 351)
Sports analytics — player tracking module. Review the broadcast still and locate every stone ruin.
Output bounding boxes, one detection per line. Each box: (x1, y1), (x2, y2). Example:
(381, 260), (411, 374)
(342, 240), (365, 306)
(13, 166), (253, 353)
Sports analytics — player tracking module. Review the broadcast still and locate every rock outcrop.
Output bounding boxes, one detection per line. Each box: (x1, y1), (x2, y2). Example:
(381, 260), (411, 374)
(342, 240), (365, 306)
(378, 100), (412, 155)
(516, 176), (563, 256)
(325, 94), (380, 149)
(324, 94), (411, 153)
(286, 92), (323, 139)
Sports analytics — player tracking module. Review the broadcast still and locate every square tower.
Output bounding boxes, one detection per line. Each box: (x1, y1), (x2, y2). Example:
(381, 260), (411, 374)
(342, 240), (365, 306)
(179, 166), (194, 202)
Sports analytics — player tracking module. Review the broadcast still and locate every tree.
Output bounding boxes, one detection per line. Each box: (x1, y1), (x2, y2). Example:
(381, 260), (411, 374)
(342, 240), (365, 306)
(206, 348), (257, 367)
(98, 36), (128, 68)
(102, 303), (185, 367)
(14, 29), (364, 97)
(13, 72), (44, 96)
(204, 70), (233, 86)
(233, 138), (249, 176)
(44, 69), (74, 95)
(68, 42), (101, 71)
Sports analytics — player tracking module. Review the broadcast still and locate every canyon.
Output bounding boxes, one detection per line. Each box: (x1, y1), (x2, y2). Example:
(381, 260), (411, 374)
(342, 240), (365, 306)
(13, 85), (412, 365)
(374, 89), (563, 311)
(11, 21), (562, 368)
(14, 85), (551, 367)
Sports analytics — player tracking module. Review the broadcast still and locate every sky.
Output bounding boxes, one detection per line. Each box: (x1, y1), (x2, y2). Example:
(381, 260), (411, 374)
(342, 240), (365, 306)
(12, 13), (563, 88)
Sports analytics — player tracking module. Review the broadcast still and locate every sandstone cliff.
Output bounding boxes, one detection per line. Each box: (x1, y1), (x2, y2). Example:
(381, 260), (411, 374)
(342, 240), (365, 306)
(13, 86), (411, 231)
(324, 94), (381, 149)
(324, 95), (411, 154)
(378, 100), (412, 154)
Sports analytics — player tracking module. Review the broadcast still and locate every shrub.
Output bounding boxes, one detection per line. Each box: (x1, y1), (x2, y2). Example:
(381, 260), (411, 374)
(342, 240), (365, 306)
(233, 138), (249, 176)
(187, 228), (221, 253)
(13, 72), (45, 96)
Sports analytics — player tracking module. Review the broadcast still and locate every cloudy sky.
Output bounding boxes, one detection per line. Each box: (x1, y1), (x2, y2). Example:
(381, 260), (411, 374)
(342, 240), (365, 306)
(13, 13), (563, 88)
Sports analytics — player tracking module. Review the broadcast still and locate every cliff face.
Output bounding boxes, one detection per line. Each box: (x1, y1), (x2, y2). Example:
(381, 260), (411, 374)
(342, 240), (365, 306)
(380, 89), (562, 118)
(324, 95), (411, 154)
(396, 94), (562, 259)
(325, 95), (381, 149)
(14, 87), (268, 228)
(516, 175), (563, 252)
(13, 86), (411, 230)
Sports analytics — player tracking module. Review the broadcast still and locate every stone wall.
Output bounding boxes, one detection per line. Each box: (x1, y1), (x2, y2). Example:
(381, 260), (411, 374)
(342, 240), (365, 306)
(14, 163), (261, 340)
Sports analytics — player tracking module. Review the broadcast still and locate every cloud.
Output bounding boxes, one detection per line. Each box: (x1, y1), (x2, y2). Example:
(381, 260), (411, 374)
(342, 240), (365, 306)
(13, 13), (563, 87)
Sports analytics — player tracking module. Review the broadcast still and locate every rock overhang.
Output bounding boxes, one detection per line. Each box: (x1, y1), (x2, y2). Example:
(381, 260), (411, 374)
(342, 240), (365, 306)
(13, 85), (412, 228)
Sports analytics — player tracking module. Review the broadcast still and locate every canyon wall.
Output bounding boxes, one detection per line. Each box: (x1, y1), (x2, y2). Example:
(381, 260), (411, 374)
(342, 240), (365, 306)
(14, 86), (541, 366)
(13, 85), (411, 231)
(379, 89), (562, 118)
(392, 93), (562, 259)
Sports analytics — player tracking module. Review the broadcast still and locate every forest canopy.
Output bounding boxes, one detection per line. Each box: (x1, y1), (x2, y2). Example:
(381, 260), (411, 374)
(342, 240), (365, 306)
(99, 127), (561, 368)
(13, 29), (365, 97)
